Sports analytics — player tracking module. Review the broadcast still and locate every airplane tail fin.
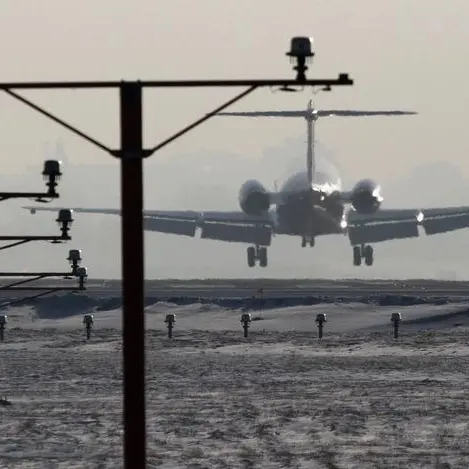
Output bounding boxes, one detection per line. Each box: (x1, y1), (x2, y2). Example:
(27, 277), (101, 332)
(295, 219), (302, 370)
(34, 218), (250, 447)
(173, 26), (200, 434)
(306, 103), (315, 186)
(217, 99), (319, 186)
(216, 103), (416, 187)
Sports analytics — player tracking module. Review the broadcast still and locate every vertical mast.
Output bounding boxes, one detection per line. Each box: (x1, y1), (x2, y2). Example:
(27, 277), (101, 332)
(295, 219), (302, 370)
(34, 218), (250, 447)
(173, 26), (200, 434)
(306, 99), (315, 186)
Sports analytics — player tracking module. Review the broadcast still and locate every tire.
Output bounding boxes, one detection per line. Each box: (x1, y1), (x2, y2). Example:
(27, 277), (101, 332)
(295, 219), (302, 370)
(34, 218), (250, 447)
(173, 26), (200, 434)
(259, 247), (268, 267)
(247, 246), (256, 267)
(364, 245), (374, 266)
(353, 246), (361, 266)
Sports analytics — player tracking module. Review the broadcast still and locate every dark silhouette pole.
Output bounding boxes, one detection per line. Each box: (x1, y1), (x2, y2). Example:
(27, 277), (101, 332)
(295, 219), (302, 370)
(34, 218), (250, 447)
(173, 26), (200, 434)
(119, 82), (146, 467)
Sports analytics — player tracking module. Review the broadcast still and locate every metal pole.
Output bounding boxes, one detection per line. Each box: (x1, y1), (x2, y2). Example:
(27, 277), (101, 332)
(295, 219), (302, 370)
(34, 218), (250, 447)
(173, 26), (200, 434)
(318, 323), (323, 339)
(119, 82), (146, 468)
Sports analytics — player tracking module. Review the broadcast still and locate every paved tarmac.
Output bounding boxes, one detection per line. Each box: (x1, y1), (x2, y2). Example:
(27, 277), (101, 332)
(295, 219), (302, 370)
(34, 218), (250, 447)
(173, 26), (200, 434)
(0, 278), (469, 301)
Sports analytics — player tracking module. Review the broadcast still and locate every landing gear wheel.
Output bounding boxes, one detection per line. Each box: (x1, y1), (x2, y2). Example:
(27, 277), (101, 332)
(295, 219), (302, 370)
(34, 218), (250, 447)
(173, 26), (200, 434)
(301, 236), (315, 248)
(247, 246), (256, 267)
(247, 245), (268, 267)
(259, 247), (268, 267)
(353, 246), (362, 266)
(352, 244), (374, 266)
(364, 245), (374, 266)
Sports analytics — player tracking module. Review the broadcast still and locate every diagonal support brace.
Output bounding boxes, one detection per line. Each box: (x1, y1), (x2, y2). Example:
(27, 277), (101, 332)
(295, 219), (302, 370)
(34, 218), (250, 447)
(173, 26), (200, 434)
(3, 88), (113, 154)
(148, 85), (258, 154)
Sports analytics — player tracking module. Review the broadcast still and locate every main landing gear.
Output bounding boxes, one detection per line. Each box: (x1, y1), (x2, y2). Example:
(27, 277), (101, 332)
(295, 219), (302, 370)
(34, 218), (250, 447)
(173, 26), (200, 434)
(247, 245), (268, 267)
(353, 244), (374, 266)
(301, 236), (315, 247)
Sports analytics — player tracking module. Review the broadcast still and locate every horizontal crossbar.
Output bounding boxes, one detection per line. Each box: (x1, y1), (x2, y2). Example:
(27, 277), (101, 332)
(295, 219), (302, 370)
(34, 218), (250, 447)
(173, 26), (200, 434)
(0, 76), (353, 89)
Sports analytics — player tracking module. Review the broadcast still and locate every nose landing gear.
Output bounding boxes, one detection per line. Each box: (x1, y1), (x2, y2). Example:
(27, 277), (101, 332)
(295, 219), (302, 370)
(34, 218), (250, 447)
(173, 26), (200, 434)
(301, 236), (315, 247)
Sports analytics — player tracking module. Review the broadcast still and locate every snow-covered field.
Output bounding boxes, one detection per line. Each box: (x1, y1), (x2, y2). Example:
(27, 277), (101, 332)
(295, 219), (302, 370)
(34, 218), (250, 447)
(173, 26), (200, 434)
(1, 300), (469, 468)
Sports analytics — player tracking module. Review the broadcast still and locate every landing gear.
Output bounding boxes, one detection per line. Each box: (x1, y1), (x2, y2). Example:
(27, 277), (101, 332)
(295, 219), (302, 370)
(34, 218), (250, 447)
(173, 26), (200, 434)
(247, 245), (268, 268)
(353, 244), (374, 266)
(353, 246), (361, 266)
(301, 236), (315, 248)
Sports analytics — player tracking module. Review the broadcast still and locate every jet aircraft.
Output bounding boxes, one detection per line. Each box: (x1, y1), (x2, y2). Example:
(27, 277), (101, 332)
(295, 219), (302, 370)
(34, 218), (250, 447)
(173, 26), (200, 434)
(23, 101), (469, 268)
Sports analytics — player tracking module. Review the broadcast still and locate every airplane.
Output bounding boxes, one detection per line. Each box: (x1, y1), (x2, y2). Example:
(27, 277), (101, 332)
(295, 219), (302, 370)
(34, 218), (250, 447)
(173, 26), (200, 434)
(23, 100), (469, 268)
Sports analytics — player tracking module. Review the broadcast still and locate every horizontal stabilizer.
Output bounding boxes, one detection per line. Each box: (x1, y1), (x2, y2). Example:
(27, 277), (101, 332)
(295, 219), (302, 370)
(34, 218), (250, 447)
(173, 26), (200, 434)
(216, 110), (417, 118)
(216, 111), (308, 117)
(319, 110), (417, 117)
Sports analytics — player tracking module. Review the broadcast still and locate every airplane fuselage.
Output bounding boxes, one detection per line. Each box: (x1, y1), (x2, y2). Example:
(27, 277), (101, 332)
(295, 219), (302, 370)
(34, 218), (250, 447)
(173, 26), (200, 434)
(274, 170), (345, 237)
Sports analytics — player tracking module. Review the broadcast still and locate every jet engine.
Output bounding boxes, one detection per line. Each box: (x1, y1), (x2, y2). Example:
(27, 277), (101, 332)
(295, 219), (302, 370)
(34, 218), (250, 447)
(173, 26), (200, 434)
(350, 179), (383, 214)
(238, 179), (271, 216)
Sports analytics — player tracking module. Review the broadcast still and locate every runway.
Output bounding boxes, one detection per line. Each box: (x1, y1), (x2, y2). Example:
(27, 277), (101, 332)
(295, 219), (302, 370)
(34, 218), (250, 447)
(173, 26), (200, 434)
(1, 278), (469, 301)
(1, 281), (469, 468)
(0, 278), (468, 333)
(2, 279), (469, 468)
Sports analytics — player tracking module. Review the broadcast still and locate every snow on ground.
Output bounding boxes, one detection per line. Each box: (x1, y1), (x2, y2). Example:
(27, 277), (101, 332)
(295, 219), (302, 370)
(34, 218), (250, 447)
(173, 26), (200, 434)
(1, 300), (469, 468)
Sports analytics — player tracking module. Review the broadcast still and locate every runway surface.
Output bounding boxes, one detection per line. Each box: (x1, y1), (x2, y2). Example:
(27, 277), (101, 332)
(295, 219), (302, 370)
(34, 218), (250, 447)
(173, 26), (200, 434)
(1, 278), (469, 300)
(1, 283), (469, 468)
(0, 278), (468, 335)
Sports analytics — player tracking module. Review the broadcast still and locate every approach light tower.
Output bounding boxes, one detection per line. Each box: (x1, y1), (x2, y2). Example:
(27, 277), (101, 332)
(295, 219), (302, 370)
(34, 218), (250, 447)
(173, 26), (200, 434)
(0, 160), (86, 311)
(0, 35), (354, 469)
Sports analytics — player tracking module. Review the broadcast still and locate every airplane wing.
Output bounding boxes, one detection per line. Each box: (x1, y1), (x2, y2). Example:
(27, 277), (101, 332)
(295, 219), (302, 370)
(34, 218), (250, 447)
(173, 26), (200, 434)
(22, 205), (276, 246)
(23, 205), (122, 216)
(22, 205), (275, 224)
(346, 206), (469, 245)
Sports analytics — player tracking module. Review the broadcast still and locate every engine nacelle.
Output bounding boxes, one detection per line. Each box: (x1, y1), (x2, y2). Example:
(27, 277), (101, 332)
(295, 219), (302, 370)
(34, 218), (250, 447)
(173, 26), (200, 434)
(238, 179), (271, 216)
(350, 179), (383, 214)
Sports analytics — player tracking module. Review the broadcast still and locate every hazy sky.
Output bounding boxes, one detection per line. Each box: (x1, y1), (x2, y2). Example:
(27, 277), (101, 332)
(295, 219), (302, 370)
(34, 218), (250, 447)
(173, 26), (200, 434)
(1, 0), (469, 280)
